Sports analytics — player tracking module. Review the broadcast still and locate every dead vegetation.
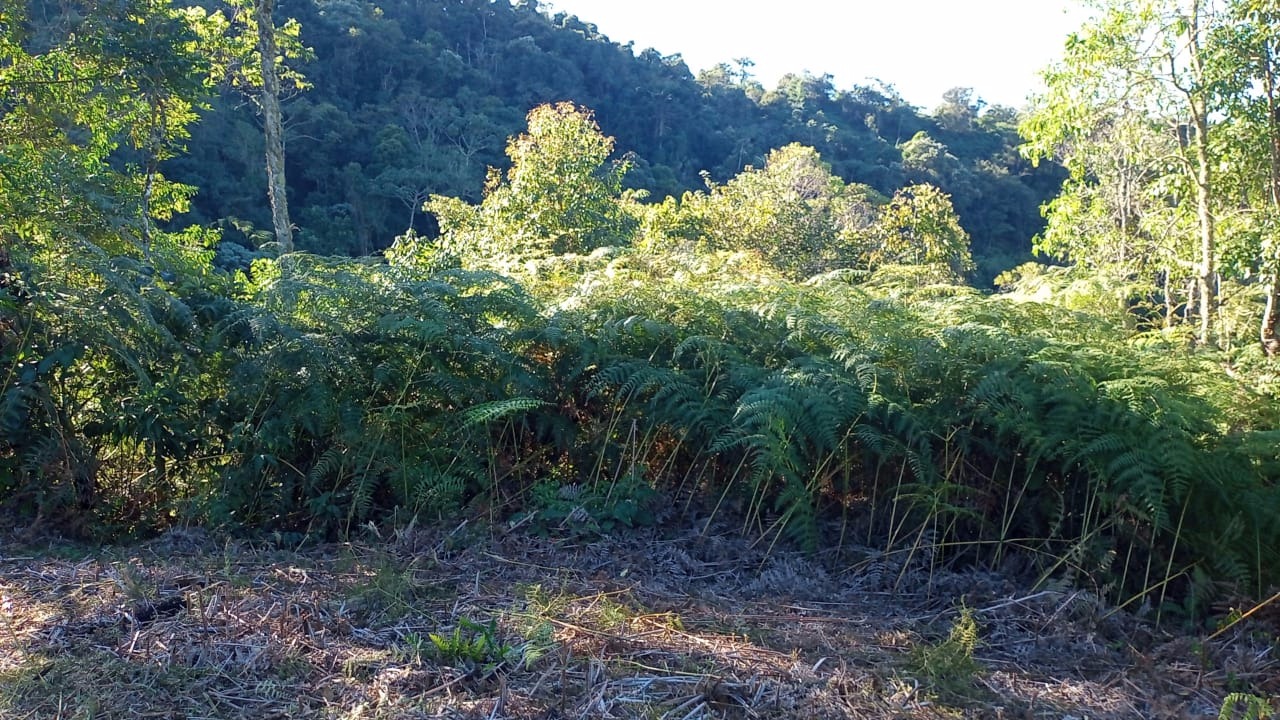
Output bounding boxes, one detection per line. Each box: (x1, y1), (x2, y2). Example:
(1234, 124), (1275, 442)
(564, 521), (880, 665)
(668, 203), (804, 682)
(0, 520), (1276, 719)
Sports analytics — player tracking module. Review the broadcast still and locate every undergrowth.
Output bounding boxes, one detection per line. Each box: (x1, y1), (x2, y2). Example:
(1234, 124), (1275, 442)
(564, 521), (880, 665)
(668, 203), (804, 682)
(5, 238), (1278, 620)
(909, 604), (984, 701)
(4, 97), (1279, 620)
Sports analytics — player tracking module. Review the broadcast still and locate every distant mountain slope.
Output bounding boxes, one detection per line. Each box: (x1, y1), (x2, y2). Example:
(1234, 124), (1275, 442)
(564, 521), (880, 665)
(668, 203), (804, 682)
(166, 0), (1063, 275)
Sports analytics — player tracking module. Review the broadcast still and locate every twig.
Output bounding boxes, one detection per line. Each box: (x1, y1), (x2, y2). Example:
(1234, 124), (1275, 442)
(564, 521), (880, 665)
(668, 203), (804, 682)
(975, 590), (1064, 615)
(1204, 590), (1280, 643)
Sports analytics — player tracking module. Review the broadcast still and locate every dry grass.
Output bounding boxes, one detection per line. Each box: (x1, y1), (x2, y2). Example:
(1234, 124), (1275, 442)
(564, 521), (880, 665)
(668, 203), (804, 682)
(0, 520), (1276, 719)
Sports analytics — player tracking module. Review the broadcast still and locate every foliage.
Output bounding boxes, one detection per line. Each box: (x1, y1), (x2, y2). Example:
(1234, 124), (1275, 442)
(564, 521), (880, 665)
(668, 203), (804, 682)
(909, 605), (983, 699)
(151, 0), (1060, 274)
(1020, 0), (1280, 350)
(673, 143), (877, 279)
(417, 617), (525, 673)
(410, 103), (636, 269)
(1219, 693), (1278, 720)
(632, 145), (973, 282)
(1, 0), (225, 533)
(869, 184), (974, 280)
(199, 0), (311, 99)
(522, 472), (661, 536)
(3, 0), (1280, 627)
(203, 256), (549, 536)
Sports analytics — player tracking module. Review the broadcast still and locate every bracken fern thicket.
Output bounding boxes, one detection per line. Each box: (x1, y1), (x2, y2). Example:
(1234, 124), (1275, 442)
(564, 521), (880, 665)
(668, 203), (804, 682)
(3, 98), (1279, 620)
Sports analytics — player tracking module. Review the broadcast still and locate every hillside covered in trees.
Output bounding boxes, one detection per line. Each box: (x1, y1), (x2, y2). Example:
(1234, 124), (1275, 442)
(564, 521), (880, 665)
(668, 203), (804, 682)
(161, 0), (1062, 279)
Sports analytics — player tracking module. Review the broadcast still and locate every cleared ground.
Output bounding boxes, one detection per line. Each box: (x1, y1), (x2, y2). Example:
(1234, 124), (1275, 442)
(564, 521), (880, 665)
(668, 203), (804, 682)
(1, 518), (1276, 719)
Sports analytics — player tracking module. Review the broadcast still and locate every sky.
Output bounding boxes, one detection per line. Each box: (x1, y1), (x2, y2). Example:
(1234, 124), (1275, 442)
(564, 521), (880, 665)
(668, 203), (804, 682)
(542, 1), (1089, 111)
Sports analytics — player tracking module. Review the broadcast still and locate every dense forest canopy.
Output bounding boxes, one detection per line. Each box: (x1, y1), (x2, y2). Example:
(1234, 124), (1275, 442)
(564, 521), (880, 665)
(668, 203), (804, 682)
(158, 0), (1061, 279)
(2, 0), (1280, 629)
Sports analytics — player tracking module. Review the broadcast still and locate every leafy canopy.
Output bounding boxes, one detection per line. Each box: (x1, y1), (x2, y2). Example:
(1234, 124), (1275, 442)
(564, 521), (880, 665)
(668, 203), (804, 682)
(398, 103), (636, 272)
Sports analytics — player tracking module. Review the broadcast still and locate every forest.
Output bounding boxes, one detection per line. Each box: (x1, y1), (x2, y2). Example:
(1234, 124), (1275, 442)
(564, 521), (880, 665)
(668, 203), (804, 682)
(3, 0), (1280, 709)
(162, 0), (1063, 280)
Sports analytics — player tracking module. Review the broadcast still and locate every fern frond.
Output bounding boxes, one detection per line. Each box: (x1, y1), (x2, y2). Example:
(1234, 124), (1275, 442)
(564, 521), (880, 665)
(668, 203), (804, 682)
(462, 398), (548, 428)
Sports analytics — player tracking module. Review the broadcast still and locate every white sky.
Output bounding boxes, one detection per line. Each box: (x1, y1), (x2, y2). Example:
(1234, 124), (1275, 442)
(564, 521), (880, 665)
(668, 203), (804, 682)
(542, 1), (1088, 111)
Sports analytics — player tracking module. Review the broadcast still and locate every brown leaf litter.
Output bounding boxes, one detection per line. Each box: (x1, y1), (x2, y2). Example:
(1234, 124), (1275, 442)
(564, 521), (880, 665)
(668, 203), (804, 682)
(0, 521), (1275, 719)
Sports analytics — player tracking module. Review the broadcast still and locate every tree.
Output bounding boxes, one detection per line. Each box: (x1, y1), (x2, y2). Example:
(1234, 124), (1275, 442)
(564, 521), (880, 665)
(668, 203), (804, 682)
(1022, 0), (1226, 345)
(1, 0), (222, 528)
(373, 97), (502, 235)
(869, 184), (974, 279)
(683, 144), (879, 279)
(934, 87), (983, 132)
(1, 0), (217, 255)
(1216, 0), (1280, 354)
(255, 0), (292, 252)
(203, 0), (310, 254)
(644, 145), (973, 282)
(899, 131), (966, 188)
(393, 103), (635, 271)
(1038, 111), (1188, 322)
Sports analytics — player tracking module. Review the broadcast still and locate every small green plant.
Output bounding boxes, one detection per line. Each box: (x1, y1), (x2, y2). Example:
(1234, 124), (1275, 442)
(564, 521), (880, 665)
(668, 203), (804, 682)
(344, 552), (450, 621)
(426, 617), (524, 674)
(518, 619), (556, 668)
(400, 631), (431, 665)
(1219, 693), (1277, 720)
(520, 583), (571, 618)
(908, 604), (983, 699)
(346, 559), (415, 621)
(524, 472), (660, 536)
(511, 583), (566, 663)
(595, 595), (635, 632)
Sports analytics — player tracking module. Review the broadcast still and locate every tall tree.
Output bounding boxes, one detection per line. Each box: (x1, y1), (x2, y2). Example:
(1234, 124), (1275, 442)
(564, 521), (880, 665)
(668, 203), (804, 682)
(203, 0), (309, 254)
(1217, 0), (1280, 353)
(254, 0), (292, 253)
(1, 0), (222, 525)
(682, 143), (877, 279)
(869, 184), (975, 280)
(1038, 111), (1185, 321)
(395, 103), (636, 272)
(1180, 0), (1220, 346)
(1, 0), (216, 256)
(1022, 0), (1226, 345)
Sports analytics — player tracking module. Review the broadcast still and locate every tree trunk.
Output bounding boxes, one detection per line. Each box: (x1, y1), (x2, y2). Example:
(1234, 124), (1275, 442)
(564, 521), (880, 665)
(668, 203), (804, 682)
(1260, 51), (1280, 356)
(1263, 284), (1280, 356)
(1184, 3), (1216, 347)
(1192, 117), (1215, 348)
(255, 0), (292, 254)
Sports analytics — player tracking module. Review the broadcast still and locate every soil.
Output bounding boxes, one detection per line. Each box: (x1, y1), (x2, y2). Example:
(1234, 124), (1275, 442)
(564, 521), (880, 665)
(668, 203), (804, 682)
(0, 516), (1276, 719)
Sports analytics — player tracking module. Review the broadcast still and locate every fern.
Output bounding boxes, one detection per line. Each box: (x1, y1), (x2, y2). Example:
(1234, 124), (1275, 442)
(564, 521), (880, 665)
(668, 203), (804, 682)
(6, 166), (1278, 615)
(1218, 693), (1276, 720)
(461, 398), (548, 428)
(774, 473), (821, 552)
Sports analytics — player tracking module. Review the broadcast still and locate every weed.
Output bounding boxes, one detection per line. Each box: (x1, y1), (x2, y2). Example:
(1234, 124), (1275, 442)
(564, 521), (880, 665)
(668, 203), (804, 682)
(524, 472), (661, 537)
(907, 604), (984, 701)
(520, 583), (572, 618)
(416, 616), (547, 675)
(595, 595), (634, 631)
(341, 655), (379, 682)
(511, 583), (566, 666)
(343, 552), (448, 621)
(399, 630), (432, 665)
(1219, 693), (1277, 720)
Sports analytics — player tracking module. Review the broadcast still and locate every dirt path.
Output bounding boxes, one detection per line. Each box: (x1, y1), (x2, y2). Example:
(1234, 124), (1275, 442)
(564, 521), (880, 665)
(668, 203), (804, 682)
(1, 521), (1275, 718)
